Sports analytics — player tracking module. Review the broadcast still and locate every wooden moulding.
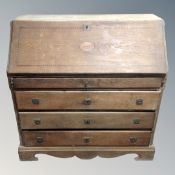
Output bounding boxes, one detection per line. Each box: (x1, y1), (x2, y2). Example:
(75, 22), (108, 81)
(18, 146), (155, 161)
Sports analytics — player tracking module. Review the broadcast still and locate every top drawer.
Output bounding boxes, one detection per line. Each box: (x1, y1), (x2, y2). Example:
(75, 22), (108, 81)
(13, 77), (162, 89)
(15, 91), (161, 110)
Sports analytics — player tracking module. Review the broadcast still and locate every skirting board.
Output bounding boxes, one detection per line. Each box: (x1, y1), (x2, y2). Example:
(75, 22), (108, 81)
(18, 145), (155, 161)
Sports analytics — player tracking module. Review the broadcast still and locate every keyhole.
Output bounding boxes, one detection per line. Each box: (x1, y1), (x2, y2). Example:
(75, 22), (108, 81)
(83, 24), (90, 31)
(85, 25), (89, 30)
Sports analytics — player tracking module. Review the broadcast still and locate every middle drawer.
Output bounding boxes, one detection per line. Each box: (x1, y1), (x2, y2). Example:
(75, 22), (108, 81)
(19, 112), (155, 129)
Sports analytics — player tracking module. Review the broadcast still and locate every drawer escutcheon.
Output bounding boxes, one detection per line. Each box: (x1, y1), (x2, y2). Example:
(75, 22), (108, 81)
(83, 119), (95, 125)
(83, 137), (91, 143)
(33, 118), (41, 125)
(82, 98), (92, 105)
(36, 137), (43, 144)
(133, 119), (140, 125)
(32, 98), (40, 105)
(129, 137), (138, 143)
(136, 99), (143, 105)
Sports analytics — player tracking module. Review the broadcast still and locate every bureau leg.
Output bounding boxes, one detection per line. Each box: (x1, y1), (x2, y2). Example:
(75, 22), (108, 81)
(135, 149), (155, 160)
(18, 147), (38, 161)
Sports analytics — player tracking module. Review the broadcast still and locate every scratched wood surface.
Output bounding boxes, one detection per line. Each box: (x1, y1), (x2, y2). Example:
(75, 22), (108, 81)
(13, 77), (162, 89)
(7, 14), (168, 161)
(18, 145), (155, 160)
(22, 130), (151, 146)
(15, 91), (161, 110)
(7, 14), (167, 74)
(19, 111), (155, 129)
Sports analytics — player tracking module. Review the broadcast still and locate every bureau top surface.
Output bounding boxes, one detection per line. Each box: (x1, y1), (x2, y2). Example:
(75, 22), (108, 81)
(7, 14), (168, 75)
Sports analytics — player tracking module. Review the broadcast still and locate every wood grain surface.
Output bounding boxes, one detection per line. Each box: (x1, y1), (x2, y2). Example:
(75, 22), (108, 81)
(7, 14), (167, 74)
(7, 14), (168, 161)
(18, 145), (155, 160)
(22, 131), (151, 146)
(19, 111), (155, 129)
(13, 77), (162, 89)
(15, 91), (161, 110)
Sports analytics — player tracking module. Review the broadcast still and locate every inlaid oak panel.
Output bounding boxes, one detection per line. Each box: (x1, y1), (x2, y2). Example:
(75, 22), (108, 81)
(7, 15), (167, 74)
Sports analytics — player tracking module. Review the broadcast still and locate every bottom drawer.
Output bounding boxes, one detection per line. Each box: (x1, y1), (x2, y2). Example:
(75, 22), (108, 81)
(22, 131), (151, 147)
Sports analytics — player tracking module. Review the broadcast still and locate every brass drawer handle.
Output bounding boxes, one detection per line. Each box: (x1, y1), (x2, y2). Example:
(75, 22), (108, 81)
(82, 98), (92, 105)
(36, 137), (43, 144)
(133, 119), (140, 124)
(83, 137), (91, 143)
(136, 99), (143, 105)
(129, 137), (138, 143)
(33, 119), (41, 125)
(83, 119), (95, 125)
(32, 98), (40, 105)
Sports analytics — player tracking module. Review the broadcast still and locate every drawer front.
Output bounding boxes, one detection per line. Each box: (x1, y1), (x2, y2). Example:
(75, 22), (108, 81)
(22, 131), (151, 146)
(19, 112), (155, 129)
(16, 91), (160, 110)
(13, 77), (162, 89)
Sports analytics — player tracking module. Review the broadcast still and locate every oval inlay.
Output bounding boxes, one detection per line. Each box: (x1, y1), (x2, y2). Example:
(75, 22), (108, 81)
(80, 42), (95, 52)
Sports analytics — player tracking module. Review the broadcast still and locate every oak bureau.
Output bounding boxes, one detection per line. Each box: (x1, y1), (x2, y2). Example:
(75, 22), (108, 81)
(7, 14), (168, 160)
